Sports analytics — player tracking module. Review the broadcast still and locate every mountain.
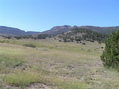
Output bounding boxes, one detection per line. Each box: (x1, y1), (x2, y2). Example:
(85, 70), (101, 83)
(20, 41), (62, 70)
(0, 26), (40, 36)
(1, 25), (119, 36)
(40, 25), (119, 35)
(40, 25), (73, 35)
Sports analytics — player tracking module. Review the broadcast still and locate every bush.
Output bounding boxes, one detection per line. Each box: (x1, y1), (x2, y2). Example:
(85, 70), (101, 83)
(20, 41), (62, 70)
(23, 43), (36, 48)
(0, 40), (5, 43)
(101, 30), (119, 70)
(82, 43), (86, 45)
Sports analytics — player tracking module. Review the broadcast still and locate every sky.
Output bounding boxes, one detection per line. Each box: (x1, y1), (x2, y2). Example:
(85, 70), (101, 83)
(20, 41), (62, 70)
(0, 0), (119, 32)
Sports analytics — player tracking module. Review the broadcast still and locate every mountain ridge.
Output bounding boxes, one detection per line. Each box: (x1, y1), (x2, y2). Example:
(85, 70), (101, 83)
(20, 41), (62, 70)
(40, 25), (119, 35)
(0, 25), (119, 36)
(0, 26), (40, 36)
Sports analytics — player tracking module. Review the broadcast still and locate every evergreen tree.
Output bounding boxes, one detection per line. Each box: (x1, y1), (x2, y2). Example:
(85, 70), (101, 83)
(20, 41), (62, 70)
(101, 30), (119, 70)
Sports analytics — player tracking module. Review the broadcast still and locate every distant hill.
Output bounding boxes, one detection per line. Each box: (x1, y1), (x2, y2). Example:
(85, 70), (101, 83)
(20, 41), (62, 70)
(40, 25), (119, 35)
(79, 26), (119, 34)
(0, 26), (40, 36)
(40, 25), (75, 35)
(11, 28), (108, 44)
(56, 28), (109, 43)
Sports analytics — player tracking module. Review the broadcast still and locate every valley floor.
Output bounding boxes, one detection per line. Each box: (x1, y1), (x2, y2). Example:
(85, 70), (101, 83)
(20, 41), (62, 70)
(0, 39), (119, 89)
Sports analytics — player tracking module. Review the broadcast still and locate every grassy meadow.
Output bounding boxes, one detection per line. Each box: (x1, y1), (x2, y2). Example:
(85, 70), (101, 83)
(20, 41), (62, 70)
(0, 38), (119, 89)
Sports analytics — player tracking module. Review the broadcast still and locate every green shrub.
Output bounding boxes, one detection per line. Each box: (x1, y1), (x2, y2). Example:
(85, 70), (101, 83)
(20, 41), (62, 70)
(82, 43), (86, 45)
(23, 43), (36, 48)
(101, 30), (119, 70)
(0, 40), (5, 43)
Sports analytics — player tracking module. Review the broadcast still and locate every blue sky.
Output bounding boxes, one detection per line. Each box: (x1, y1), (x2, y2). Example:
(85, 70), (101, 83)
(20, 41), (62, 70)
(0, 0), (119, 32)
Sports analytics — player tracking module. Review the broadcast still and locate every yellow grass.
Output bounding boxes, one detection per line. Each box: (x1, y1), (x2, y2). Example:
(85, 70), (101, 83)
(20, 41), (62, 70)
(0, 39), (119, 89)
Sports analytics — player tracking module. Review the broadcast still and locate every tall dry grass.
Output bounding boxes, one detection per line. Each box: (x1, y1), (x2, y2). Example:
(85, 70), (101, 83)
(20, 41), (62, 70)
(0, 39), (119, 89)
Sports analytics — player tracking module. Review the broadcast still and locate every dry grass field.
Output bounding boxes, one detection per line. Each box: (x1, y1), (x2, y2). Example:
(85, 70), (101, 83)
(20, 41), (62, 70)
(0, 38), (119, 89)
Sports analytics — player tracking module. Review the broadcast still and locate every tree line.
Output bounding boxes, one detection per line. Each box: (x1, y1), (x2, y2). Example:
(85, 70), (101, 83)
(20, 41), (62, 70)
(2, 34), (49, 40)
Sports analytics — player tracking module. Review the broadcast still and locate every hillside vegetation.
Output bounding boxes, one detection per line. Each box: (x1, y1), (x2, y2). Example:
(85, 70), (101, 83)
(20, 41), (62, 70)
(0, 38), (119, 89)
(55, 28), (108, 44)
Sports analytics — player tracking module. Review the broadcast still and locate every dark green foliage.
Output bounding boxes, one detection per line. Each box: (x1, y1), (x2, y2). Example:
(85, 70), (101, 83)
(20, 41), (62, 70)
(0, 40), (5, 43)
(101, 30), (119, 70)
(63, 38), (67, 42)
(36, 34), (48, 39)
(59, 40), (62, 42)
(23, 43), (36, 48)
(4, 36), (13, 39)
(14, 36), (22, 39)
(13, 34), (48, 39)
(75, 36), (82, 41)
(82, 43), (86, 45)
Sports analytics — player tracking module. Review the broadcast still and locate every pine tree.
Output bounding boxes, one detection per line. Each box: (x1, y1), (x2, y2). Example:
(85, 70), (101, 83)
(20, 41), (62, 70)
(101, 30), (119, 70)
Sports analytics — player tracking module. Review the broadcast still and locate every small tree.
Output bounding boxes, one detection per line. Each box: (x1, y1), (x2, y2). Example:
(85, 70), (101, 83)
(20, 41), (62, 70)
(101, 30), (119, 70)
